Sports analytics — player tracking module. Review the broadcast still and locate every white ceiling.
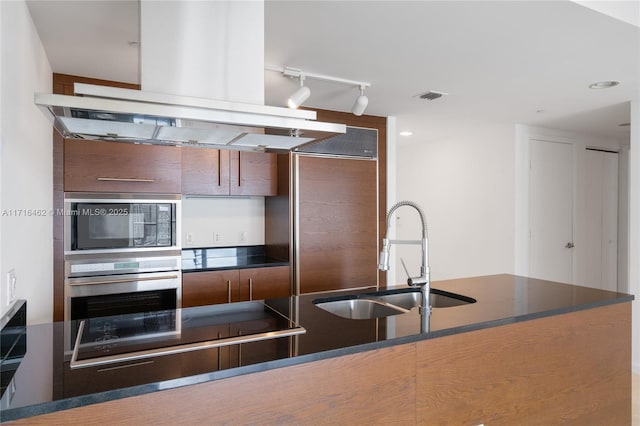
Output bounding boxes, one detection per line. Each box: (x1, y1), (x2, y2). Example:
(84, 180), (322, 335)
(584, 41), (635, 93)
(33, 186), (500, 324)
(26, 1), (639, 141)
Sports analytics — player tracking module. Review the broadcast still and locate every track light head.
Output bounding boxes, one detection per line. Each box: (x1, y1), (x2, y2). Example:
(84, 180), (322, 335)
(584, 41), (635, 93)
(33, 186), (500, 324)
(352, 85), (368, 116)
(288, 85), (310, 109)
(287, 75), (310, 109)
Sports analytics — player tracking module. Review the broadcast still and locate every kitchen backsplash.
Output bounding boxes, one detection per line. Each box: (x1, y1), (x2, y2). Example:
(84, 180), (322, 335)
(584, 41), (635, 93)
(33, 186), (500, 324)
(181, 197), (265, 248)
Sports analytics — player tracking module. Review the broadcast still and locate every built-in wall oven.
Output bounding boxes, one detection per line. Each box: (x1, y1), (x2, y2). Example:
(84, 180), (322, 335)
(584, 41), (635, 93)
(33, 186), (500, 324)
(63, 193), (182, 350)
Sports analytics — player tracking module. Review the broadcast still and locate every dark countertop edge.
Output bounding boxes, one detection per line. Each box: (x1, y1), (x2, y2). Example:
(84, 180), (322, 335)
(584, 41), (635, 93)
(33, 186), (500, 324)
(2, 293), (633, 422)
(181, 261), (289, 273)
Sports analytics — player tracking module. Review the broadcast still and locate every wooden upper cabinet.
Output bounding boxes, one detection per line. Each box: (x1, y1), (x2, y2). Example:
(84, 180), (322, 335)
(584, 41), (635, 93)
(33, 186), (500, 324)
(64, 139), (181, 193)
(229, 151), (278, 196)
(182, 148), (277, 196)
(181, 148), (230, 195)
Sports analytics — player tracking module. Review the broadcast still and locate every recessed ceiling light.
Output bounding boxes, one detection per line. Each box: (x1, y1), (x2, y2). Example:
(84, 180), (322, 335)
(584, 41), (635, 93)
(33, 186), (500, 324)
(399, 131), (413, 136)
(588, 81), (620, 89)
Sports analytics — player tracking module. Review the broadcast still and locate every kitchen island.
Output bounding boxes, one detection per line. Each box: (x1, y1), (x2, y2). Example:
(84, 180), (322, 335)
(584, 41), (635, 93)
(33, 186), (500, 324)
(1, 274), (633, 424)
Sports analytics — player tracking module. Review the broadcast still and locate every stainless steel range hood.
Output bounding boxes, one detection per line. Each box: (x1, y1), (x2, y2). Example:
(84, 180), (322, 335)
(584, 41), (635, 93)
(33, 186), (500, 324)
(35, 83), (346, 153)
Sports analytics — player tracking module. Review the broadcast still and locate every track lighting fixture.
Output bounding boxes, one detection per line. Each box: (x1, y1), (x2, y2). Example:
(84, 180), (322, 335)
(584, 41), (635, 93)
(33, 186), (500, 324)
(273, 66), (371, 115)
(351, 85), (368, 116)
(287, 75), (310, 109)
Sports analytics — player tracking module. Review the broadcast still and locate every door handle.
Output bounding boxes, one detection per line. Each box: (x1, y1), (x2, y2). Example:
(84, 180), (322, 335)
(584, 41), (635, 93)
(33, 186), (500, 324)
(97, 177), (155, 183)
(227, 280), (232, 303)
(248, 278), (253, 301)
(565, 242), (575, 249)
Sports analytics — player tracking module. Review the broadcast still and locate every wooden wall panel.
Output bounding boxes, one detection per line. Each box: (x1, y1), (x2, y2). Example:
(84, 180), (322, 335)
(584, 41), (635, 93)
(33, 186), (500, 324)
(52, 73), (139, 96)
(416, 303), (632, 425)
(264, 154), (291, 261)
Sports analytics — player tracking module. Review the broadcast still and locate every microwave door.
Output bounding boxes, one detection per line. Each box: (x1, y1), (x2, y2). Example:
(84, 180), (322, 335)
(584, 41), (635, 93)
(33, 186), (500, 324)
(74, 203), (132, 250)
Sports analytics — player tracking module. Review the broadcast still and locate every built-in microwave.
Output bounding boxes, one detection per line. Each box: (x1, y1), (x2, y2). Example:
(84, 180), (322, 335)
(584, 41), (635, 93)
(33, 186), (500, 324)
(64, 193), (181, 254)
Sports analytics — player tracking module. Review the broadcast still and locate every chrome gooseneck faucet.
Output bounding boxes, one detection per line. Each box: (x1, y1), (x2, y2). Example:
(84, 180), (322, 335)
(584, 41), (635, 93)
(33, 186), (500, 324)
(378, 201), (431, 332)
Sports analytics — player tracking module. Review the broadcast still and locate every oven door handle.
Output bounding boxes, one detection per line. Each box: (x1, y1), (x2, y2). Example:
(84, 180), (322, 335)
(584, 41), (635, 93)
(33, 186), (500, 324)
(67, 274), (179, 286)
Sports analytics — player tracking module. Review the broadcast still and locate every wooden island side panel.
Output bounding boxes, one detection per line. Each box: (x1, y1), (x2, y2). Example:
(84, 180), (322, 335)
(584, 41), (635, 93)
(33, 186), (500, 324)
(416, 302), (631, 426)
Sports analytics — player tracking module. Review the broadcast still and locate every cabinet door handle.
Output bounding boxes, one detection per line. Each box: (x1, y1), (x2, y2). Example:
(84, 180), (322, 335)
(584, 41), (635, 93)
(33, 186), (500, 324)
(227, 280), (232, 303)
(217, 331), (222, 369)
(217, 150), (222, 187)
(248, 278), (253, 301)
(96, 177), (156, 183)
(237, 152), (242, 186)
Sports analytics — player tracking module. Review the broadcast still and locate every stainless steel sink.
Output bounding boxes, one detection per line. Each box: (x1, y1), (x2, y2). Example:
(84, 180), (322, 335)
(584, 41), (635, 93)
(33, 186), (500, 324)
(369, 288), (476, 309)
(313, 298), (409, 320)
(313, 288), (475, 320)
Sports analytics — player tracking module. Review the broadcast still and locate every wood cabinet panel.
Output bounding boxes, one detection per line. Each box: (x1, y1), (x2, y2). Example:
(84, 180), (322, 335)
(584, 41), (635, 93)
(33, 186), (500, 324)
(229, 151), (277, 196)
(62, 355), (182, 398)
(239, 266), (290, 301)
(415, 303), (632, 425)
(297, 156), (378, 293)
(182, 149), (277, 196)
(182, 267), (290, 308)
(182, 270), (239, 307)
(181, 148), (230, 195)
(64, 139), (181, 193)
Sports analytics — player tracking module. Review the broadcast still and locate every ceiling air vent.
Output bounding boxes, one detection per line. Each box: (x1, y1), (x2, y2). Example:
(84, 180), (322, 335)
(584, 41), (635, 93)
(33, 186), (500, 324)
(417, 90), (448, 101)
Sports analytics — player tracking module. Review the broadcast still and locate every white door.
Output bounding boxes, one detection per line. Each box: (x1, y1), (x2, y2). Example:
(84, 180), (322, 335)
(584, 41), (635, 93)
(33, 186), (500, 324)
(529, 139), (574, 283)
(583, 149), (618, 291)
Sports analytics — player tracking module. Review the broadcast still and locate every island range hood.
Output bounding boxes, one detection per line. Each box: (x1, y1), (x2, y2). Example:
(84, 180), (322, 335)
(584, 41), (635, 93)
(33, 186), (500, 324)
(35, 83), (346, 153)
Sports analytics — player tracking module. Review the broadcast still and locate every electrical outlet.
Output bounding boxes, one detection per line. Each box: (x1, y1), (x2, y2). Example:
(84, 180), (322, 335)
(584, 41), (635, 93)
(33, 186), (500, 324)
(7, 269), (16, 305)
(214, 232), (222, 243)
(239, 231), (248, 243)
(186, 232), (194, 245)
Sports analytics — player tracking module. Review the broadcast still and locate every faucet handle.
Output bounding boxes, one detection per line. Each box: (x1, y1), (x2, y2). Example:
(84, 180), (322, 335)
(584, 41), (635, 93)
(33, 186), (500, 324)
(400, 258), (411, 280)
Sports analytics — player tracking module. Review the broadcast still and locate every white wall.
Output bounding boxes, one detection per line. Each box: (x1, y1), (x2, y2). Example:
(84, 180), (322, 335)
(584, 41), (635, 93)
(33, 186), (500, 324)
(181, 197), (265, 248)
(395, 122), (515, 284)
(629, 99), (640, 373)
(0, 0), (53, 324)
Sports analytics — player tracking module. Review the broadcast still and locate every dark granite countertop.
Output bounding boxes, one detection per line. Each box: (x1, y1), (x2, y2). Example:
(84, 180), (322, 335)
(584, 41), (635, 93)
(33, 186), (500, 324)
(1, 274), (633, 421)
(181, 246), (288, 272)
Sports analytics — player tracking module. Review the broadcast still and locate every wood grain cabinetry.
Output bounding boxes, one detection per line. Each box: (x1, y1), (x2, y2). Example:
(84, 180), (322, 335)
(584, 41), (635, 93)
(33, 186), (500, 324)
(181, 148), (230, 195)
(64, 139), (181, 193)
(181, 270), (240, 307)
(297, 156), (378, 293)
(229, 151), (277, 196)
(238, 266), (290, 301)
(182, 148), (277, 196)
(62, 354), (182, 398)
(182, 266), (290, 308)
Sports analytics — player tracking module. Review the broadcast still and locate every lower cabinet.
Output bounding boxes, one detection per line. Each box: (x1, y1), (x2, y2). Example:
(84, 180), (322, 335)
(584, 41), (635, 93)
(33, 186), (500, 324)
(182, 266), (290, 308)
(63, 354), (183, 398)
